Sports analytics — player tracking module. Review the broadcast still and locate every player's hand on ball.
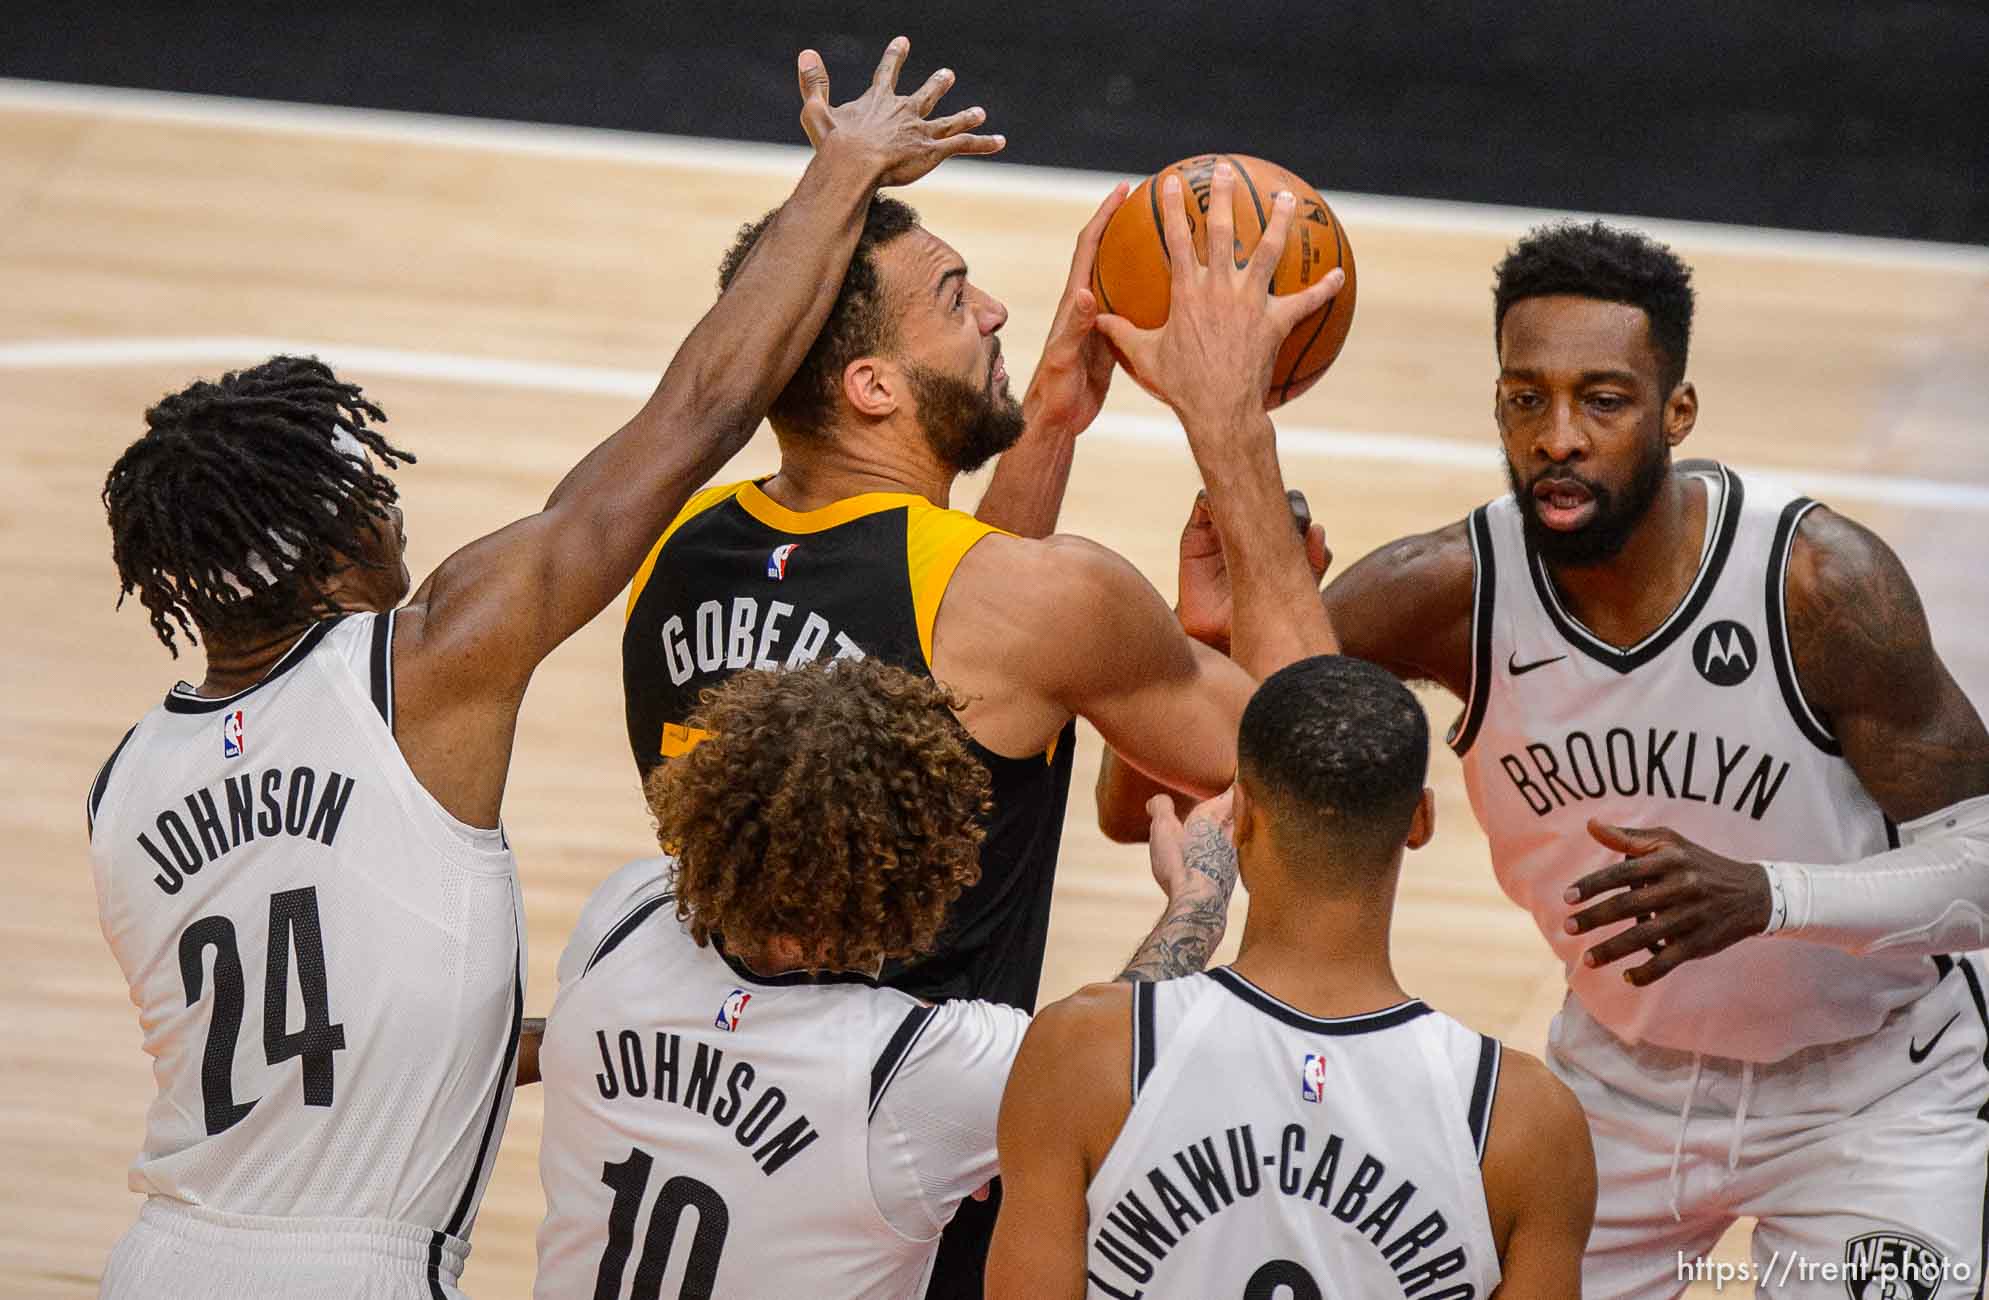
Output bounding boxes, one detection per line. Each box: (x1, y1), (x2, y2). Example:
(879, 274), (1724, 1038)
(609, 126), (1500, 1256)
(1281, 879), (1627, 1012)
(795, 37), (1004, 187)
(1146, 790), (1238, 905)
(1094, 162), (1345, 430)
(1021, 182), (1131, 439)
(1563, 820), (1774, 986)
(1176, 489), (1330, 650)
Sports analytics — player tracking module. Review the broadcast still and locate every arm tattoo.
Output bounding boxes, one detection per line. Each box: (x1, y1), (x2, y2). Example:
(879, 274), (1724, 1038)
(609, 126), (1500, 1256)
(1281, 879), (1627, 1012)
(1787, 508), (1989, 820)
(1118, 820), (1240, 983)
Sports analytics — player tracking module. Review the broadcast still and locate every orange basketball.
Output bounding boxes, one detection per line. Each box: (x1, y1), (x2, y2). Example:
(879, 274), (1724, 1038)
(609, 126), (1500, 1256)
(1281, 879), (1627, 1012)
(1092, 153), (1356, 408)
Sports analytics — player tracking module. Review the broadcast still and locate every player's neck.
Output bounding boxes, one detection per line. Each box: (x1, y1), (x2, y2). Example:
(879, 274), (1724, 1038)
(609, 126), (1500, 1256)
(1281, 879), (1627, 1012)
(763, 423), (955, 513)
(193, 620), (322, 697)
(1542, 470), (1706, 648)
(725, 933), (882, 979)
(1227, 885), (1409, 1017)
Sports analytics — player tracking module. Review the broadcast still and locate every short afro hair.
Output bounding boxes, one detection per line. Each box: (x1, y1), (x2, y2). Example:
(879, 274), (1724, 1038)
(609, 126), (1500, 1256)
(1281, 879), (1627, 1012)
(1493, 220), (1696, 393)
(718, 194), (921, 437)
(646, 658), (990, 973)
(1237, 655), (1429, 872)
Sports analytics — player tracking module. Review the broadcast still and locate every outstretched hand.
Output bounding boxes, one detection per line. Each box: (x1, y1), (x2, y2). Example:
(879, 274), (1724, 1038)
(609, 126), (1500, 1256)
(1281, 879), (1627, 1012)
(1094, 163), (1345, 432)
(1564, 820), (1773, 986)
(796, 37), (1005, 187)
(1021, 182), (1132, 438)
(1176, 488), (1330, 649)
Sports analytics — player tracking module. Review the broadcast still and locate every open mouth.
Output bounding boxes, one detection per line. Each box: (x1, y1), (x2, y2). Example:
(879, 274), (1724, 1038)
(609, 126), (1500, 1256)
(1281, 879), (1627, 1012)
(1532, 476), (1598, 531)
(989, 346), (1006, 389)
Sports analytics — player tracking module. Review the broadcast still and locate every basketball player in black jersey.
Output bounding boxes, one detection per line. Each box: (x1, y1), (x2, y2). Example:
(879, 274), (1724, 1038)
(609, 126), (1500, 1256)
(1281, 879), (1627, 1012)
(623, 159), (1342, 1294)
(1101, 220), (1989, 1297)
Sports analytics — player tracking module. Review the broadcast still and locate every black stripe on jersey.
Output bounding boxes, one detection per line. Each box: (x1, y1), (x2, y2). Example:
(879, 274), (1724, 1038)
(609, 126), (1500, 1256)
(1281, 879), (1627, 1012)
(1208, 967), (1432, 1035)
(442, 915), (523, 1244)
(425, 1235), (447, 1300)
(84, 723), (139, 837)
(1764, 497), (1840, 755)
(1525, 464), (1745, 675)
(1466, 1034), (1502, 1163)
(162, 617), (339, 714)
(1952, 956), (1989, 1297)
(1131, 980), (1158, 1103)
(869, 1003), (938, 1120)
(368, 609), (396, 729)
(583, 892), (673, 978)
(1447, 506), (1497, 756)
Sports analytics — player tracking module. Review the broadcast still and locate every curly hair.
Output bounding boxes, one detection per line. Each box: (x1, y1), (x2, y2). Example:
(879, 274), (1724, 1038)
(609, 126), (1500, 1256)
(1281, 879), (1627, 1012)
(645, 658), (991, 973)
(1492, 220), (1697, 393)
(103, 355), (413, 656)
(718, 194), (921, 438)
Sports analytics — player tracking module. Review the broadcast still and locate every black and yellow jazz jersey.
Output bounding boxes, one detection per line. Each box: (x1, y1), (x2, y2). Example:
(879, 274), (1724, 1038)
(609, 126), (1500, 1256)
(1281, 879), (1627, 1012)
(621, 479), (1076, 1012)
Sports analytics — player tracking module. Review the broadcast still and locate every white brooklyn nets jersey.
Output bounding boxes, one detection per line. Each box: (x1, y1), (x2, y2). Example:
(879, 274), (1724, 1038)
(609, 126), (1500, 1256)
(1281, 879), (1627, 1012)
(87, 613), (524, 1257)
(1085, 970), (1502, 1300)
(1453, 463), (1931, 1061)
(536, 857), (1022, 1300)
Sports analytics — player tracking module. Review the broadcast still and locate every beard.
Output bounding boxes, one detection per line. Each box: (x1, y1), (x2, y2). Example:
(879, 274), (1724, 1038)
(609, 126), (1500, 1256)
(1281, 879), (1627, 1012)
(907, 361), (1025, 475)
(1506, 434), (1671, 568)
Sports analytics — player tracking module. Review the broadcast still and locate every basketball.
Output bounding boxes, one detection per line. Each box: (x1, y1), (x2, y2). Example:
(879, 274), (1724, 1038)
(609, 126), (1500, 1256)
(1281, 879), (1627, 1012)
(1092, 153), (1357, 408)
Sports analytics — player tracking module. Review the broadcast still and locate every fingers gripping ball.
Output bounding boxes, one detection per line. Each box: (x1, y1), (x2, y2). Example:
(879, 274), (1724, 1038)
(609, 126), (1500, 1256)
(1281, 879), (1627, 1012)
(1093, 153), (1357, 408)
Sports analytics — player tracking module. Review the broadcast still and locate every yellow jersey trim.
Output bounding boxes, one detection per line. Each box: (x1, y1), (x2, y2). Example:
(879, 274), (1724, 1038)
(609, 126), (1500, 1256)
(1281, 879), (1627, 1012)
(907, 503), (1005, 668)
(734, 481), (934, 534)
(625, 481), (752, 620)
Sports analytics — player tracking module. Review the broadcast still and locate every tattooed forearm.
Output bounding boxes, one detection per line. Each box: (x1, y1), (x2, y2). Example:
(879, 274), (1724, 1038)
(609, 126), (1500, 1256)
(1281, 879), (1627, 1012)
(1118, 816), (1239, 982)
(1117, 891), (1231, 982)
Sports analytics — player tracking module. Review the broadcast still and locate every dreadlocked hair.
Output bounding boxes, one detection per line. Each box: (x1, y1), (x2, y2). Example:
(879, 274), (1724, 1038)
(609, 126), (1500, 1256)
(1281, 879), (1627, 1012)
(103, 355), (414, 656)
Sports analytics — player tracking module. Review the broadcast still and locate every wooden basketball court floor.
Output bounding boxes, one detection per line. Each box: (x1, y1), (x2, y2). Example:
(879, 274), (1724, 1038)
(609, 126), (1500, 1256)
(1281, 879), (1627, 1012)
(4, 79), (1986, 1297)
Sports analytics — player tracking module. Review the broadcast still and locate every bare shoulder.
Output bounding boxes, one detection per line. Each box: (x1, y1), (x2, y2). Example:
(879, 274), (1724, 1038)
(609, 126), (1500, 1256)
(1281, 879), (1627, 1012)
(1008, 981), (1136, 1165)
(1480, 1046), (1594, 1248)
(1322, 517), (1476, 695)
(1483, 1048), (1587, 1155)
(1012, 982), (1134, 1110)
(1026, 980), (1135, 1056)
(1785, 505), (1929, 711)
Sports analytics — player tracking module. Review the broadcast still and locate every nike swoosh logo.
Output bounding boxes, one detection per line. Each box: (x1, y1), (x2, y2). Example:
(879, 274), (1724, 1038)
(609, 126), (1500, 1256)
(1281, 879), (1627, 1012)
(1508, 652), (1568, 676)
(1909, 1012), (1960, 1064)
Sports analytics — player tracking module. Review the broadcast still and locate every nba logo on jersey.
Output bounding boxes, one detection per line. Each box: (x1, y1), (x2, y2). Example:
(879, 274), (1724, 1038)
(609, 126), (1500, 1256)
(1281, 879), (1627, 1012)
(715, 988), (752, 1031)
(221, 709), (245, 759)
(766, 544), (799, 580)
(1300, 1053), (1326, 1103)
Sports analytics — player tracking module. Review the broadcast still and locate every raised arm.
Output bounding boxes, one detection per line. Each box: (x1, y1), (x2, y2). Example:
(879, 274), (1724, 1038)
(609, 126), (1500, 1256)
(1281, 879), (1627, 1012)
(388, 40), (1001, 825)
(1095, 162), (1342, 676)
(972, 183), (1129, 538)
(1568, 506), (1989, 979)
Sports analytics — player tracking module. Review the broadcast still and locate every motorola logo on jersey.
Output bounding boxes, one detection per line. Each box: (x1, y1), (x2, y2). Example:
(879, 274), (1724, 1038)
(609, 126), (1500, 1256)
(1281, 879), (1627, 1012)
(766, 543), (798, 580)
(1299, 1053), (1326, 1103)
(715, 988), (752, 1032)
(1692, 621), (1756, 686)
(221, 709), (245, 759)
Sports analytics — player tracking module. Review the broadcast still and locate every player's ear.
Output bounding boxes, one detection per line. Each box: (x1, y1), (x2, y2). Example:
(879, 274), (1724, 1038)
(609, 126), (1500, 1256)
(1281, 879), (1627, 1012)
(1405, 787), (1435, 851)
(1230, 781), (1257, 851)
(842, 356), (900, 419)
(1663, 380), (1697, 445)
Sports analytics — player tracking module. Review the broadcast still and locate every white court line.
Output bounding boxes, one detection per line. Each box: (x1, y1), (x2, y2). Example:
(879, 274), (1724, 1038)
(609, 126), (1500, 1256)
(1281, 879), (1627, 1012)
(4, 77), (1988, 274)
(6, 335), (1984, 514)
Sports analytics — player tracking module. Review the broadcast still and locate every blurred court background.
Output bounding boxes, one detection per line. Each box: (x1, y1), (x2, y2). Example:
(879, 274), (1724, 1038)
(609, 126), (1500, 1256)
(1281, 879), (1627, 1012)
(4, 4), (1984, 1296)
